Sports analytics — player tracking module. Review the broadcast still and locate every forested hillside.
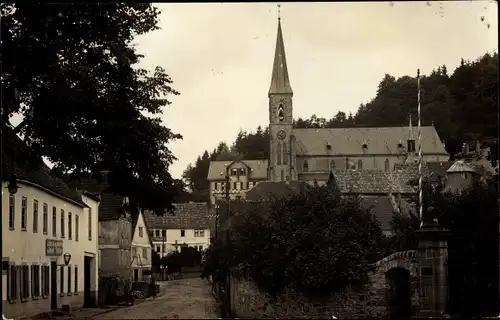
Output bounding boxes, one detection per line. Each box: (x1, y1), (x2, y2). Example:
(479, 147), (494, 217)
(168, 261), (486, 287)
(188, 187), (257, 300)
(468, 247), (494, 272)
(181, 52), (498, 202)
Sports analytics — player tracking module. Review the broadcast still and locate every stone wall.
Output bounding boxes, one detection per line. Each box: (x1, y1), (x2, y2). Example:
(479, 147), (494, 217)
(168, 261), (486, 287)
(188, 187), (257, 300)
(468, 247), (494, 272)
(229, 250), (419, 319)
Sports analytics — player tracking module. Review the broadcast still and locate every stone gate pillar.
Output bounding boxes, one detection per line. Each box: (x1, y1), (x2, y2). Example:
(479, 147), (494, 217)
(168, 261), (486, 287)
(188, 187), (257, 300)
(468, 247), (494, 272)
(416, 207), (451, 318)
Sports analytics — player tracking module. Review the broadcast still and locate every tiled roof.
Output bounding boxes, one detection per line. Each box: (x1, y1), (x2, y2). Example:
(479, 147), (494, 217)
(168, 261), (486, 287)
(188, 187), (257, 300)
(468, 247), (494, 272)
(446, 160), (479, 174)
(332, 169), (416, 194)
(293, 126), (448, 156)
(208, 159), (268, 181)
(1, 128), (86, 206)
(65, 176), (126, 221)
(143, 202), (210, 230)
(245, 181), (308, 201)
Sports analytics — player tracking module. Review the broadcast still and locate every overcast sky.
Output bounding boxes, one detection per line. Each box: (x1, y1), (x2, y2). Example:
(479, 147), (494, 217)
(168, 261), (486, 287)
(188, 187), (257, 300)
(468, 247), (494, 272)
(10, 1), (498, 179)
(133, 1), (497, 178)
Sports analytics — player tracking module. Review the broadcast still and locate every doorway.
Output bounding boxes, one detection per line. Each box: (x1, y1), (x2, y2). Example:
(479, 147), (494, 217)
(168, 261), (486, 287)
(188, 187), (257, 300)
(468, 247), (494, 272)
(50, 261), (57, 310)
(133, 269), (139, 282)
(386, 267), (412, 319)
(84, 256), (93, 307)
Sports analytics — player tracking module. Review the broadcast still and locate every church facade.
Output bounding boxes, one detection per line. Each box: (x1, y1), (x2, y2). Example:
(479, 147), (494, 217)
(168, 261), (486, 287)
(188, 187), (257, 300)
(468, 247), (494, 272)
(207, 18), (449, 205)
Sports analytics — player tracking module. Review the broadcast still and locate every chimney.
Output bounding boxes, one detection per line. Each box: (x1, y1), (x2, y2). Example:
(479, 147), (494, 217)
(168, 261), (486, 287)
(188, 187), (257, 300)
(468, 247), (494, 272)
(100, 170), (110, 184)
(462, 143), (468, 156)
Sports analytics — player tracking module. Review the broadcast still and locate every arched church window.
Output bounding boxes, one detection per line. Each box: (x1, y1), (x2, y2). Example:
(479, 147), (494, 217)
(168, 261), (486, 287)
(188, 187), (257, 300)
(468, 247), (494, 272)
(330, 160), (336, 170)
(384, 159), (390, 172)
(278, 104), (284, 122)
(283, 143), (288, 165)
(358, 159), (363, 170)
(277, 143), (282, 165)
(303, 160), (309, 172)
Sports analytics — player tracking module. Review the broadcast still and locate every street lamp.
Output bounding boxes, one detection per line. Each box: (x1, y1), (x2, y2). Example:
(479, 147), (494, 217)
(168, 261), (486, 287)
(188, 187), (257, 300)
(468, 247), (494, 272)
(6, 174), (19, 195)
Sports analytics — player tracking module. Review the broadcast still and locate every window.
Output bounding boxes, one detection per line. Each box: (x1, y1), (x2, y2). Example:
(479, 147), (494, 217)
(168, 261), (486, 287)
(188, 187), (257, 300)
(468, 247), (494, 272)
(462, 173), (469, 179)
(231, 168), (237, 176)
(75, 215), (79, 241)
(139, 227), (144, 237)
(132, 247), (137, 257)
(52, 207), (57, 236)
(7, 264), (18, 301)
(358, 160), (363, 170)
(221, 183), (225, 191)
(41, 265), (50, 296)
(155, 230), (160, 237)
(88, 207), (92, 240)
(232, 181), (237, 190)
(156, 246), (161, 253)
(385, 159), (390, 172)
(42, 203), (48, 234)
(142, 248), (147, 259)
(68, 212), (72, 240)
(195, 230), (205, 237)
(198, 246), (203, 251)
(31, 265), (40, 298)
(60, 266), (64, 294)
(214, 183), (219, 191)
(181, 230), (185, 237)
(283, 143), (288, 165)
(281, 170), (284, 182)
(162, 230), (166, 238)
(239, 168), (246, 175)
(9, 194), (15, 229)
(407, 139), (416, 152)
(67, 265), (71, 294)
(33, 200), (39, 233)
(303, 160), (309, 172)
(278, 104), (284, 122)
(277, 143), (282, 165)
(74, 266), (78, 293)
(330, 160), (336, 170)
(248, 181), (253, 189)
(21, 265), (29, 299)
(21, 196), (27, 231)
(61, 209), (65, 238)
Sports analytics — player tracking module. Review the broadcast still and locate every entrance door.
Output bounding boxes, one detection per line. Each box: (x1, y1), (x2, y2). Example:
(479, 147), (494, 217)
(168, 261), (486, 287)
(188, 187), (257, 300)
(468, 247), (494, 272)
(386, 267), (412, 319)
(84, 256), (92, 307)
(133, 269), (139, 282)
(50, 261), (57, 310)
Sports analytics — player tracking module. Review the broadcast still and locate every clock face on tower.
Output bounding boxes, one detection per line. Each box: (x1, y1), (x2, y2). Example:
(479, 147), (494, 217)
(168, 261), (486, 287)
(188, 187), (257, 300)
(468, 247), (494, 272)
(277, 130), (286, 140)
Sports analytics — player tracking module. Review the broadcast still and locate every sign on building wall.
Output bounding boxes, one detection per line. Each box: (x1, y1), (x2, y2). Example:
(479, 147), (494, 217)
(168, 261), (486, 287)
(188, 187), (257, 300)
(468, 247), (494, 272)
(46, 239), (63, 256)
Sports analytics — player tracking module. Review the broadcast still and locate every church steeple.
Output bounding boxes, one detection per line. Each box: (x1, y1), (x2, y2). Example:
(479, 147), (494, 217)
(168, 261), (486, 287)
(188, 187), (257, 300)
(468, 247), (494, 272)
(269, 18), (293, 96)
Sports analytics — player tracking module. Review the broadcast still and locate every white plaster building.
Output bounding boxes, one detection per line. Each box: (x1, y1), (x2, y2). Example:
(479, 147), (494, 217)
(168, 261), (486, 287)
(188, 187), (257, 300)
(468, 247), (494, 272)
(144, 203), (211, 257)
(2, 130), (100, 319)
(131, 211), (153, 281)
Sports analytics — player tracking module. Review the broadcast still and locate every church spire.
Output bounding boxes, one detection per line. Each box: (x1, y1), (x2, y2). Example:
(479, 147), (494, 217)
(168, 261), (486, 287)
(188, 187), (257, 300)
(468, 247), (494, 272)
(269, 16), (293, 95)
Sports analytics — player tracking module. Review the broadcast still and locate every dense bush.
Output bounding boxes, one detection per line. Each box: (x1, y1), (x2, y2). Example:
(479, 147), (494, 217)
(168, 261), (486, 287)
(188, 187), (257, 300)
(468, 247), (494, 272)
(202, 181), (389, 299)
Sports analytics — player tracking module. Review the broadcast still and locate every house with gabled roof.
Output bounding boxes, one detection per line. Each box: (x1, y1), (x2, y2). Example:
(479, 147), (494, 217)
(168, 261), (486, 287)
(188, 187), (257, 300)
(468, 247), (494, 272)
(144, 203), (211, 256)
(130, 211), (153, 282)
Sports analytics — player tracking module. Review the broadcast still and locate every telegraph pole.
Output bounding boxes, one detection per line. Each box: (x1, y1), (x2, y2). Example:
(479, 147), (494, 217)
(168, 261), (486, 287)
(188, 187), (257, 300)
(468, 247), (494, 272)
(225, 166), (231, 317)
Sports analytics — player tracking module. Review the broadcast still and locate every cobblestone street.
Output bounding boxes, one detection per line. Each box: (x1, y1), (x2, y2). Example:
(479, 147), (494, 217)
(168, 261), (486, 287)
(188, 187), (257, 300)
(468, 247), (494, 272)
(93, 278), (221, 319)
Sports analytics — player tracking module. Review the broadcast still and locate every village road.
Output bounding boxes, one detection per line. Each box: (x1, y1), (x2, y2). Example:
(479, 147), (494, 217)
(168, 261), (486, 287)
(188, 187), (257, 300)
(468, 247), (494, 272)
(93, 278), (221, 319)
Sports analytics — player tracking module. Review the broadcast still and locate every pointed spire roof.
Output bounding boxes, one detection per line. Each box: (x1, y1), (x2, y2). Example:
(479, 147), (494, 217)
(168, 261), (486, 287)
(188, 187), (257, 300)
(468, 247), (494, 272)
(269, 18), (293, 95)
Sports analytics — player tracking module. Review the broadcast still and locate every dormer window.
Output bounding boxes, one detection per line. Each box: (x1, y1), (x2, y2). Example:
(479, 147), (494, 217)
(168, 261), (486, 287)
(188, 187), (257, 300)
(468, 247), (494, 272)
(239, 168), (246, 175)
(303, 160), (309, 172)
(326, 142), (332, 150)
(278, 104), (284, 122)
(231, 169), (237, 176)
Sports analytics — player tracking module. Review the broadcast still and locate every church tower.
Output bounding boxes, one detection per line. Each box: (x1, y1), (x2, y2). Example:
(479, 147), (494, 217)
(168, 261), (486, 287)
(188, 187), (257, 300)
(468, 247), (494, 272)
(268, 17), (293, 182)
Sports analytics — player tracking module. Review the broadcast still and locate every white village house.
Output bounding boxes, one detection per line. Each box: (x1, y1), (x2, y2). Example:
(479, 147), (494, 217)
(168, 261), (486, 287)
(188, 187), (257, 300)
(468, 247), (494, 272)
(144, 203), (211, 257)
(130, 211), (153, 282)
(2, 129), (99, 319)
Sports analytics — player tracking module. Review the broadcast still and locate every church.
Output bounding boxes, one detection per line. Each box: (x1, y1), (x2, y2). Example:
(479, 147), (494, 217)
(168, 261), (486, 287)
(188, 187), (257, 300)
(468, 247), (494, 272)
(207, 17), (449, 205)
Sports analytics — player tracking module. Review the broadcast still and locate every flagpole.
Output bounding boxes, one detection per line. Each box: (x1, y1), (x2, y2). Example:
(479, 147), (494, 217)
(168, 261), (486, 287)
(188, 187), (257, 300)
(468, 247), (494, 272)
(417, 69), (423, 226)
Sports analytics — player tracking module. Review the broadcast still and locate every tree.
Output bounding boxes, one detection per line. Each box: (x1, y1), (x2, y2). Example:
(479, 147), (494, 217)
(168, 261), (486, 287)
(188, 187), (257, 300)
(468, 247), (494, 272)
(389, 175), (499, 317)
(203, 182), (388, 299)
(1, 4), (182, 217)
